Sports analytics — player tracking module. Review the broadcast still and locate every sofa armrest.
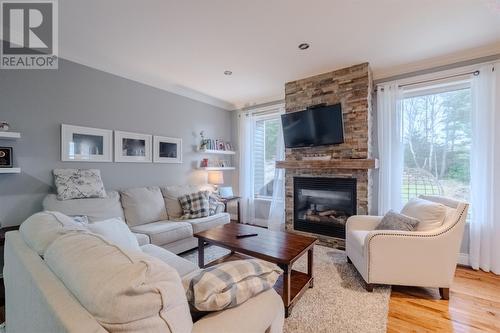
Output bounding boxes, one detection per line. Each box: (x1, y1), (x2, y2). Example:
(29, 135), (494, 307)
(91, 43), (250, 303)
(365, 227), (464, 287)
(192, 289), (284, 333)
(346, 215), (383, 232)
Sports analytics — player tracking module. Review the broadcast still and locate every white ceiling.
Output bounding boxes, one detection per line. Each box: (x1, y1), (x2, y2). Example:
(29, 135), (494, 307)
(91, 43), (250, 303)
(60, 0), (500, 110)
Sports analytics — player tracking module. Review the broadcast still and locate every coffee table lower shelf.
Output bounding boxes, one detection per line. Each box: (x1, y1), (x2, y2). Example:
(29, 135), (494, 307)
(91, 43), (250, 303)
(274, 269), (313, 316)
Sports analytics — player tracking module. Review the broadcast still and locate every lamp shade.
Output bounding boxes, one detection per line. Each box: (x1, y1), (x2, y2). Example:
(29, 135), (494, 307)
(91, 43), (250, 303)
(208, 171), (224, 185)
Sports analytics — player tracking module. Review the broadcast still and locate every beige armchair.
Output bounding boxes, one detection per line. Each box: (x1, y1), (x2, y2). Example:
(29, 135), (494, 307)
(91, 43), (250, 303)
(345, 195), (469, 299)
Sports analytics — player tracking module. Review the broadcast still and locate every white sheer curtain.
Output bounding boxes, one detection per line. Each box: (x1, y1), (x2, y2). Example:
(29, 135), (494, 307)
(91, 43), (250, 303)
(238, 111), (255, 224)
(268, 121), (285, 231)
(470, 62), (500, 274)
(377, 83), (404, 214)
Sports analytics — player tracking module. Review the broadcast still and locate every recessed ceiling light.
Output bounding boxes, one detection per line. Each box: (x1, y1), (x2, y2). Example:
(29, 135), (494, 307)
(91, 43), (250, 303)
(298, 43), (310, 50)
(224, 70), (232, 76)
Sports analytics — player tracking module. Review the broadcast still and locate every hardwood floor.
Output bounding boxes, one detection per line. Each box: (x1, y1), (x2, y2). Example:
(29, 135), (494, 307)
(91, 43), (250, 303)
(387, 266), (500, 332)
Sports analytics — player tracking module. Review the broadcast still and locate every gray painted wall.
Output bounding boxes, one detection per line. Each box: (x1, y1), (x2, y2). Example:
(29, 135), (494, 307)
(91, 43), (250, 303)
(0, 59), (233, 227)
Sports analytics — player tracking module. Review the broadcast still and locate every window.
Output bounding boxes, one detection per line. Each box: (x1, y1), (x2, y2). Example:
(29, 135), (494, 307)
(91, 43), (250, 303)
(253, 115), (281, 198)
(401, 81), (472, 205)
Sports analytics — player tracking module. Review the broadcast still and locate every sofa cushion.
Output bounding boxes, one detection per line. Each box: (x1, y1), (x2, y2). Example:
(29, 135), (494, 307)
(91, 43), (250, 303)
(87, 218), (141, 252)
(182, 259), (283, 312)
(45, 232), (193, 333)
(120, 187), (168, 226)
(401, 198), (447, 231)
(19, 211), (87, 256)
(53, 169), (106, 200)
(141, 244), (200, 277)
(43, 191), (125, 222)
(375, 210), (420, 231)
(130, 221), (193, 246)
(161, 185), (214, 219)
(179, 191), (210, 219)
(184, 213), (230, 234)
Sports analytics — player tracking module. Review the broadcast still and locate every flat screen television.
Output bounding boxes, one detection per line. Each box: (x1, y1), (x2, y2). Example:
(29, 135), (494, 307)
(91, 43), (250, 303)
(281, 104), (344, 148)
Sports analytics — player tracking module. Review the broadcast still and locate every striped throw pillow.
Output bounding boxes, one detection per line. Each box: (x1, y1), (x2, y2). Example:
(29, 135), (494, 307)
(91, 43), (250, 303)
(178, 191), (210, 219)
(182, 259), (283, 312)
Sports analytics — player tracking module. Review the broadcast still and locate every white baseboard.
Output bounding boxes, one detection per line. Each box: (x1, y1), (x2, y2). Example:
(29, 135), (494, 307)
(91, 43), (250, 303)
(457, 253), (470, 266)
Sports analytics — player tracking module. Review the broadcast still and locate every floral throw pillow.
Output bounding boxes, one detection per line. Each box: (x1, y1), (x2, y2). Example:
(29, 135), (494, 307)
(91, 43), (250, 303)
(209, 194), (225, 216)
(53, 169), (107, 201)
(178, 191), (210, 219)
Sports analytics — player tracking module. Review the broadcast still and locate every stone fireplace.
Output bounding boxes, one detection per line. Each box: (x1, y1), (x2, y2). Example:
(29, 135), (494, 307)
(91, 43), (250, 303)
(276, 62), (376, 249)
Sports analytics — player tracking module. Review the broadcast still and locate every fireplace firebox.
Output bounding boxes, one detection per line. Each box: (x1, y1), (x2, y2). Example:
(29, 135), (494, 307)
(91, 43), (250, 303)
(293, 177), (357, 239)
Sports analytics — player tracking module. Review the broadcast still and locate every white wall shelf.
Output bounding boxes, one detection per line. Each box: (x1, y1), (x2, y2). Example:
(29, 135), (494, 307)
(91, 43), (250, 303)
(198, 167), (235, 171)
(0, 131), (21, 139)
(0, 168), (21, 174)
(198, 148), (236, 155)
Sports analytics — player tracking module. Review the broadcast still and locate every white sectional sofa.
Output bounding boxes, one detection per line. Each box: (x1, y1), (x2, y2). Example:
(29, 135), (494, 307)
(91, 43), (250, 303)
(42, 185), (229, 254)
(4, 186), (285, 333)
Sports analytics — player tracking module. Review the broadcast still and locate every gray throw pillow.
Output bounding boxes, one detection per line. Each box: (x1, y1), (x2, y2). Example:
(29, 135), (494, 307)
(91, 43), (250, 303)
(53, 169), (106, 201)
(376, 210), (420, 231)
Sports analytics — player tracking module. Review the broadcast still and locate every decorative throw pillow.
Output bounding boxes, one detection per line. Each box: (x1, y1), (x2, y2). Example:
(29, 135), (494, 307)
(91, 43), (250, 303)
(376, 210), (420, 231)
(53, 169), (106, 201)
(209, 194), (225, 216)
(182, 259), (283, 312)
(401, 198), (447, 231)
(87, 218), (141, 252)
(178, 191), (210, 219)
(71, 215), (89, 225)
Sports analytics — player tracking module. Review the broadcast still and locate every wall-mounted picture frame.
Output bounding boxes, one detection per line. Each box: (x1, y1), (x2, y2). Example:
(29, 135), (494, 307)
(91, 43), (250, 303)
(0, 147), (13, 168)
(61, 124), (113, 162)
(153, 136), (182, 163)
(114, 131), (152, 163)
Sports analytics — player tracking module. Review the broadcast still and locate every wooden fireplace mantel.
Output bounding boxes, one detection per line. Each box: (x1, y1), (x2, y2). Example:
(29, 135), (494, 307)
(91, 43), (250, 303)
(275, 159), (378, 170)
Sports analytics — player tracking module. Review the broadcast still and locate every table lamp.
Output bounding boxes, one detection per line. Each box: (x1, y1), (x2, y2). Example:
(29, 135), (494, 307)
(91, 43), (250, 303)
(208, 170), (224, 191)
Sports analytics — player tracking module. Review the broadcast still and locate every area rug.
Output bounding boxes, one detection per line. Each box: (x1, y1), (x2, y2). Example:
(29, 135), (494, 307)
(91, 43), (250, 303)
(181, 244), (391, 333)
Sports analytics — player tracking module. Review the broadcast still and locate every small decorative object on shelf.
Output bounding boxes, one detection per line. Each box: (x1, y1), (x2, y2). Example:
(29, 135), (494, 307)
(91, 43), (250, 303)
(0, 121), (10, 131)
(200, 158), (232, 168)
(198, 131), (233, 152)
(0, 147), (13, 168)
(302, 154), (332, 161)
(199, 131), (208, 150)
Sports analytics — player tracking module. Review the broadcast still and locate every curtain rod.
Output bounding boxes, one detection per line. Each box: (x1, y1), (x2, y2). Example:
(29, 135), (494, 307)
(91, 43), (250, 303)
(376, 70), (480, 91)
(397, 70), (480, 89)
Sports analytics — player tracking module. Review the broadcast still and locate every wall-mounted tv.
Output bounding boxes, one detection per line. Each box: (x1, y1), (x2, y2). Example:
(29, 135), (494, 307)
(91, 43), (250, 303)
(281, 103), (344, 148)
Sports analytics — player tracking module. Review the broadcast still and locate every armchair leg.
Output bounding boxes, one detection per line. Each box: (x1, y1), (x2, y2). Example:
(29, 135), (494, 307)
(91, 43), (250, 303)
(365, 283), (374, 292)
(347, 256), (352, 264)
(439, 288), (450, 300)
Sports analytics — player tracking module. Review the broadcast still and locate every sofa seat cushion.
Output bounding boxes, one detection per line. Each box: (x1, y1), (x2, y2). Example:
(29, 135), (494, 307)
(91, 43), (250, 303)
(349, 230), (370, 254)
(120, 187), (168, 227)
(131, 221), (193, 246)
(182, 213), (230, 234)
(43, 191), (125, 222)
(44, 232), (193, 333)
(141, 244), (200, 277)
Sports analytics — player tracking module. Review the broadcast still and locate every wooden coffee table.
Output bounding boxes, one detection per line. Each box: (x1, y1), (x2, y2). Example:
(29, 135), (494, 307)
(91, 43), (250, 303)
(194, 223), (317, 317)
